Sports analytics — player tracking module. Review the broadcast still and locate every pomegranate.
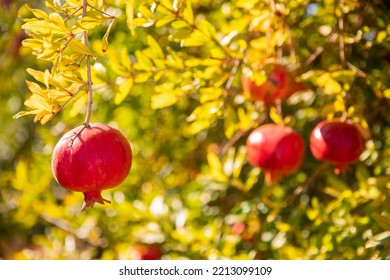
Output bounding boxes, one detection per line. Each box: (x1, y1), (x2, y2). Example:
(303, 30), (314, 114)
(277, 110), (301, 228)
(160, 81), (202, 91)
(52, 123), (132, 210)
(133, 244), (161, 260)
(246, 124), (305, 183)
(242, 64), (305, 105)
(310, 119), (365, 173)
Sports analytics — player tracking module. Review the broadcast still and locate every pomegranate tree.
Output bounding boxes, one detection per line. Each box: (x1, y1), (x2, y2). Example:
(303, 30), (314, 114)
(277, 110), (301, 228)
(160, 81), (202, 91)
(242, 63), (305, 106)
(246, 124), (305, 183)
(310, 119), (365, 173)
(52, 123), (132, 210)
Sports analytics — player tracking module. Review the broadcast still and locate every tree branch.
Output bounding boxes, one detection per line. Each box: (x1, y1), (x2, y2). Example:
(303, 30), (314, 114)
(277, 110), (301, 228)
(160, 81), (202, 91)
(82, 0), (93, 127)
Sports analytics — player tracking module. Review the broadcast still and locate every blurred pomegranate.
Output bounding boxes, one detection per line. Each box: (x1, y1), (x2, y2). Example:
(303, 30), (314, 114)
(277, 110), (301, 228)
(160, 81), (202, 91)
(133, 244), (161, 260)
(310, 119), (365, 173)
(246, 124), (305, 183)
(242, 64), (305, 106)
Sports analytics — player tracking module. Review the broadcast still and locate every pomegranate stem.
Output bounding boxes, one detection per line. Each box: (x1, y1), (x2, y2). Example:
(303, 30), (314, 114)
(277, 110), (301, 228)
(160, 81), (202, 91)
(82, 0), (93, 127)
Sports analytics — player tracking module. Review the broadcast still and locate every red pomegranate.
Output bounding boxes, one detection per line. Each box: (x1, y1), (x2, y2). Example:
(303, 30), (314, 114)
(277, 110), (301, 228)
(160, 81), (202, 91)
(242, 64), (305, 105)
(246, 124), (305, 183)
(310, 119), (365, 173)
(133, 244), (161, 260)
(51, 123), (132, 210)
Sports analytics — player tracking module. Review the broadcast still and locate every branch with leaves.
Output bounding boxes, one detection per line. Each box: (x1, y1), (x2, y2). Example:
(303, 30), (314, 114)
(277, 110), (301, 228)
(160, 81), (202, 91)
(14, 0), (115, 125)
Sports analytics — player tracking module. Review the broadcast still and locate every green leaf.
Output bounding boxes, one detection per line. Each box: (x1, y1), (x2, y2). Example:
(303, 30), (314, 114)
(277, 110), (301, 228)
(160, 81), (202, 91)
(151, 93), (178, 109)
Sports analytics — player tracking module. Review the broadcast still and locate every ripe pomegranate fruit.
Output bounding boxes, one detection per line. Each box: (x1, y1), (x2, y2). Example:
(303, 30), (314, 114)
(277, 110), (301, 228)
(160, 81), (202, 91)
(310, 119), (365, 173)
(246, 124), (305, 183)
(133, 244), (161, 260)
(242, 64), (305, 106)
(52, 123), (132, 210)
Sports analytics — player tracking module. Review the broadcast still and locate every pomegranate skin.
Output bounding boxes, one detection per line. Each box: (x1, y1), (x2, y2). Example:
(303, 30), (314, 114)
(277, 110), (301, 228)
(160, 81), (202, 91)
(51, 123), (132, 210)
(310, 120), (365, 173)
(246, 124), (305, 183)
(242, 64), (305, 105)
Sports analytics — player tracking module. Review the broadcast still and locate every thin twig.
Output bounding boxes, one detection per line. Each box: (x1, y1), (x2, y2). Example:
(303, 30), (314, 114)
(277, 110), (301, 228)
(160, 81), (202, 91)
(219, 129), (250, 156)
(225, 58), (241, 91)
(82, 0), (93, 127)
(87, 2), (116, 19)
(346, 61), (367, 78)
(50, 83), (88, 121)
(64, 6), (82, 22)
(304, 46), (324, 66)
(338, 0), (346, 68)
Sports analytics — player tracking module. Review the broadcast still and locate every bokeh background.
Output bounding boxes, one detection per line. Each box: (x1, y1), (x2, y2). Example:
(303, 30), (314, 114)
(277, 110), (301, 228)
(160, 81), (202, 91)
(0, 0), (389, 259)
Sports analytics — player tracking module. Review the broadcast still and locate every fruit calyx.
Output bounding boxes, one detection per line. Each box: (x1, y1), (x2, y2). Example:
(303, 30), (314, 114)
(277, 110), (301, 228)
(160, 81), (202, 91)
(82, 191), (111, 211)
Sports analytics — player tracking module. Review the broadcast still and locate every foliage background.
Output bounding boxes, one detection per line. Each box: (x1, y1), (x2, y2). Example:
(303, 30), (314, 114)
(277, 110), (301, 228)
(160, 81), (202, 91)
(0, 0), (389, 259)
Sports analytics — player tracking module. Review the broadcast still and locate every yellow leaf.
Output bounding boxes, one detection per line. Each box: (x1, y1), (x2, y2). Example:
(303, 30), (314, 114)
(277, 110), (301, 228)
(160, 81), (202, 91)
(22, 39), (43, 50)
(26, 68), (66, 90)
(25, 4), (49, 20)
(13, 110), (41, 120)
(126, 0), (135, 36)
(25, 94), (52, 112)
(49, 13), (67, 31)
(147, 35), (164, 59)
(34, 110), (52, 124)
(182, 0), (194, 25)
(151, 93), (178, 109)
(102, 20), (114, 53)
(22, 20), (68, 35)
(181, 30), (209, 47)
(76, 17), (102, 30)
(34, 111), (53, 124)
(44, 69), (50, 89)
(115, 78), (133, 105)
(383, 89), (390, 98)
(207, 151), (228, 182)
(68, 39), (95, 57)
(269, 107), (283, 125)
(26, 81), (44, 96)
(156, 17), (174, 28)
(317, 73), (342, 94)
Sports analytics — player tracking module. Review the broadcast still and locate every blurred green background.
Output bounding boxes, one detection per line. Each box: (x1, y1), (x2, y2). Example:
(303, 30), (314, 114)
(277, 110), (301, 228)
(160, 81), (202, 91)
(0, 0), (389, 260)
